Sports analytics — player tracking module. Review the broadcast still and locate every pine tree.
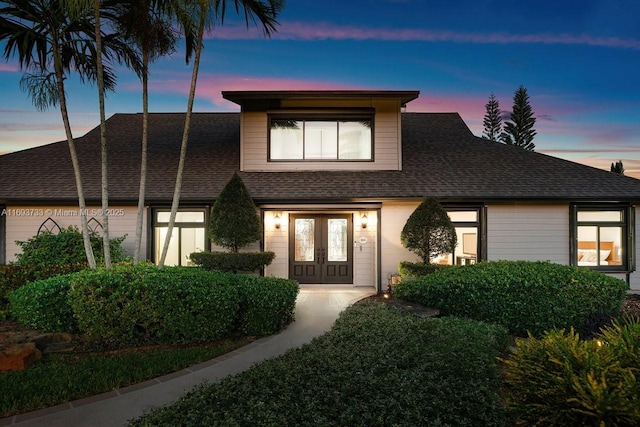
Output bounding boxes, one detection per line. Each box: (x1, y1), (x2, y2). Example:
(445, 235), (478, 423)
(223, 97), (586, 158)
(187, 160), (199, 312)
(482, 92), (502, 141)
(500, 86), (537, 151)
(611, 160), (625, 175)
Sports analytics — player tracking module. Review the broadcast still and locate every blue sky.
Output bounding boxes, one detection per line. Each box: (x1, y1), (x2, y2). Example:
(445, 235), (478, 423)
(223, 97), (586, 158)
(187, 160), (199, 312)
(1, 0), (639, 177)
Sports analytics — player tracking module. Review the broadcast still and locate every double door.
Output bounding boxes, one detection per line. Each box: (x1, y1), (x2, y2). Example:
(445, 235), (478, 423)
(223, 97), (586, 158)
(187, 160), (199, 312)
(289, 214), (353, 284)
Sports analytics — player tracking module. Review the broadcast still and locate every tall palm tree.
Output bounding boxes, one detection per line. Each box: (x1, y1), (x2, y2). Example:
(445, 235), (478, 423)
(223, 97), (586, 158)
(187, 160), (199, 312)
(158, 0), (284, 268)
(66, 0), (143, 268)
(113, 0), (193, 263)
(0, 0), (134, 268)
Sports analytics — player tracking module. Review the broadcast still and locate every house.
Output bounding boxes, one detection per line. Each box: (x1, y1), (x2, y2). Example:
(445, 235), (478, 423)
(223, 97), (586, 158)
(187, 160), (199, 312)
(1, 90), (639, 292)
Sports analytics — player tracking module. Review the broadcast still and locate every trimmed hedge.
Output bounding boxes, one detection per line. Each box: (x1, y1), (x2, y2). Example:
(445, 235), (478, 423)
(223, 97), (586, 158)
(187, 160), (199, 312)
(68, 265), (241, 347)
(131, 302), (511, 426)
(394, 261), (628, 337)
(502, 317), (640, 425)
(189, 251), (275, 273)
(0, 263), (87, 312)
(9, 274), (78, 332)
(398, 261), (451, 278)
(231, 275), (299, 336)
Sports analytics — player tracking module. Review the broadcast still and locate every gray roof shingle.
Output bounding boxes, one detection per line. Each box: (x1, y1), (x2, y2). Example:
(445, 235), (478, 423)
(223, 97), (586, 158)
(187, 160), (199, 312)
(1, 112), (639, 203)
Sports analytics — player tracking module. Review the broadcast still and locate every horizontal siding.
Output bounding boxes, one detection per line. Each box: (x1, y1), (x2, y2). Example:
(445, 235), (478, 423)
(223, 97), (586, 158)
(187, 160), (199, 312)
(380, 202), (421, 278)
(241, 99), (401, 172)
(5, 205), (145, 262)
(486, 204), (569, 263)
(630, 207), (640, 292)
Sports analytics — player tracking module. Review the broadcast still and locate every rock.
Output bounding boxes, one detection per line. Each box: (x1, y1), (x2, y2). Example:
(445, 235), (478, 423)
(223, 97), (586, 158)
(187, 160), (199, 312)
(0, 342), (42, 372)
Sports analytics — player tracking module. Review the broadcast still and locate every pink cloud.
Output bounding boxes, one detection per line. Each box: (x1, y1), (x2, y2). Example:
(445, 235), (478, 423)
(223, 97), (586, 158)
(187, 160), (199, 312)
(0, 63), (19, 72)
(207, 21), (640, 50)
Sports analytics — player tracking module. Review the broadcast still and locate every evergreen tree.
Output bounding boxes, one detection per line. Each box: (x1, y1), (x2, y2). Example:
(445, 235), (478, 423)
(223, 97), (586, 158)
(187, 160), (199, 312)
(500, 86), (537, 151)
(611, 160), (625, 175)
(209, 173), (262, 252)
(482, 92), (502, 141)
(400, 198), (457, 264)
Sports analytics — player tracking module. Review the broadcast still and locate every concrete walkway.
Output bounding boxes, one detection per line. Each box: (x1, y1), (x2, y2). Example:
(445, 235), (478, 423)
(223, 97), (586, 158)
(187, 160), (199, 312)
(1, 286), (375, 427)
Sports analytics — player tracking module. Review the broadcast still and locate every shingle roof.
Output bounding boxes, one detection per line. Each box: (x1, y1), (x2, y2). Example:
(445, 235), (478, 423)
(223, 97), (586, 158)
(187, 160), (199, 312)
(1, 112), (639, 204)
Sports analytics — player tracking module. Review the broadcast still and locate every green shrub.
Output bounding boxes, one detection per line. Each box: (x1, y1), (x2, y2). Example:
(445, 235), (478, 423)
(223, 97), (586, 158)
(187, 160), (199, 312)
(68, 265), (241, 347)
(0, 263), (86, 312)
(9, 274), (78, 332)
(401, 198), (457, 263)
(394, 261), (628, 337)
(502, 317), (640, 425)
(231, 275), (299, 336)
(398, 261), (451, 278)
(15, 226), (127, 266)
(189, 251), (275, 273)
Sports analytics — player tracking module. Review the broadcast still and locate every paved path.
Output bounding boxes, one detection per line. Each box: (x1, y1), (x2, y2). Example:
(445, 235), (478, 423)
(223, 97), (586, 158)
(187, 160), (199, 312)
(1, 286), (375, 427)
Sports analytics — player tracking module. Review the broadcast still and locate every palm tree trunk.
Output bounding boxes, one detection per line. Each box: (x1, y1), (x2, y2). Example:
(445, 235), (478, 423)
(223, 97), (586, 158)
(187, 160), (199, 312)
(133, 50), (149, 263)
(93, 0), (111, 267)
(52, 38), (96, 268)
(157, 10), (206, 268)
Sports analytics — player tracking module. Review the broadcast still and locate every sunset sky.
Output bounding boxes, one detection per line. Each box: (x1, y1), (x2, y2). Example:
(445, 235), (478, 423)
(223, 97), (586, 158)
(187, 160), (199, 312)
(1, 0), (639, 178)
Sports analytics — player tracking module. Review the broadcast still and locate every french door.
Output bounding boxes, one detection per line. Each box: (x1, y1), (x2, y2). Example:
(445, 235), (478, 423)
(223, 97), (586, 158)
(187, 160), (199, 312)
(289, 214), (353, 284)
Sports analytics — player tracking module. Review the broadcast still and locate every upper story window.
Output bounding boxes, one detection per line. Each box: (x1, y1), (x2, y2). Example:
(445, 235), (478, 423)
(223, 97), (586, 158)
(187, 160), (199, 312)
(571, 204), (635, 271)
(269, 114), (373, 161)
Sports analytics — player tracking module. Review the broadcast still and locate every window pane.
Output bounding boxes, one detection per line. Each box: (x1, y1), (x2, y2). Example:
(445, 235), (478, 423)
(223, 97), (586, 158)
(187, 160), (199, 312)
(181, 228), (206, 266)
(448, 211), (478, 222)
(295, 219), (315, 262)
(305, 121), (337, 159)
(577, 210), (622, 222)
(271, 120), (303, 159)
(601, 226), (623, 264)
(155, 227), (179, 266)
(157, 211), (204, 223)
(577, 225), (623, 266)
(327, 218), (348, 262)
(339, 121), (371, 159)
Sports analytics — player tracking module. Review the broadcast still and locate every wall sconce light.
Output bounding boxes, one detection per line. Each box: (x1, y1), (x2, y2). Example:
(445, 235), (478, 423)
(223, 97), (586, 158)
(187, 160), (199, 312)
(361, 213), (368, 229)
(274, 213), (281, 230)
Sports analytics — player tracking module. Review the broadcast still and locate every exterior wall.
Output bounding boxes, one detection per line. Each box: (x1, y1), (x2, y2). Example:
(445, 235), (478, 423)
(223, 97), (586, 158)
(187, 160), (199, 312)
(263, 211), (289, 279)
(631, 206), (640, 292)
(240, 99), (402, 171)
(380, 202), (421, 279)
(486, 204), (569, 264)
(4, 205), (144, 262)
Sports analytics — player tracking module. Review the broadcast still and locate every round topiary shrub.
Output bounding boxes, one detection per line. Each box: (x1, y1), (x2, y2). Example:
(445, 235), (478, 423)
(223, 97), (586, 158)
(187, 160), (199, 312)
(9, 273), (79, 332)
(394, 260), (628, 337)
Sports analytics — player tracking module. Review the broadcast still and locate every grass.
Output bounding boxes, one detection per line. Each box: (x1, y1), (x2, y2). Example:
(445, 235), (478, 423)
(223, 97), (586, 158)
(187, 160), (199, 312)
(0, 336), (252, 418)
(130, 301), (512, 427)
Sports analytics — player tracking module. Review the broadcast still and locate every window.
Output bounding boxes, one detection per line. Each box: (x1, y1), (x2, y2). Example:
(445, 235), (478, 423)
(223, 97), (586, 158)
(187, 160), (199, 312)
(431, 207), (485, 266)
(153, 209), (207, 266)
(572, 205), (635, 271)
(269, 115), (372, 161)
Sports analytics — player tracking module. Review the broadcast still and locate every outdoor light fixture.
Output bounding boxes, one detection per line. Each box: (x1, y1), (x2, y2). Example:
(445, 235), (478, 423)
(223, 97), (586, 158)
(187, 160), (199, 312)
(274, 213), (281, 230)
(361, 213), (368, 229)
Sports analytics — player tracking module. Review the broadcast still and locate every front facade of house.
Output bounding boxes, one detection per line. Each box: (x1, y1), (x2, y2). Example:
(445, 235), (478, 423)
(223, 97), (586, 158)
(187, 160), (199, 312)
(1, 90), (639, 291)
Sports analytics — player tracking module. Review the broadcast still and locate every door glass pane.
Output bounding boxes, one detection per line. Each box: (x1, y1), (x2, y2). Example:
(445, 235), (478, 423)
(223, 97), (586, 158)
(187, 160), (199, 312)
(181, 228), (206, 266)
(155, 227), (179, 266)
(295, 219), (315, 262)
(327, 218), (348, 262)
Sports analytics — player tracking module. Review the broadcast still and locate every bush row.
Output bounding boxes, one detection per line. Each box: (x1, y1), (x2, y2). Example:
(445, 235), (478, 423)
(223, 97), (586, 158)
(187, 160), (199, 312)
(502, 317), (640, 425)
(398, 261), (451, 278)
(131, 302), (511, 426)
(0, 263), (87, 312)
(189, 251), (275, 273)
(394, 260), (628, 337)
(9, 264), (299, 347)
